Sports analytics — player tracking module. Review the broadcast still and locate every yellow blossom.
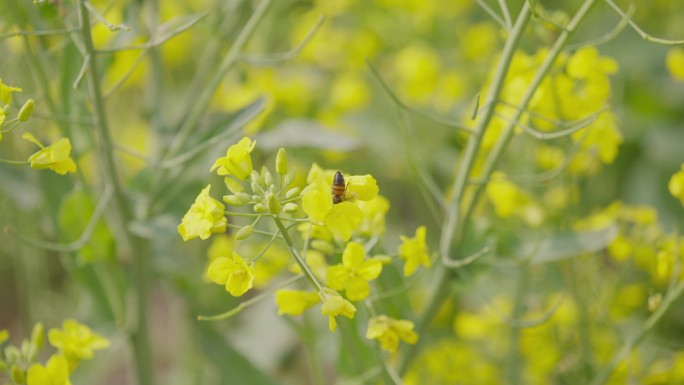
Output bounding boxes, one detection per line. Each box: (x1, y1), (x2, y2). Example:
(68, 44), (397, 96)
(319, 288), (356, 331)
(0, 79), (22, 105)
(48, 320), (109, 362)
(207, 251), (255, 296)
(356, 195), (390, 237)
(275, 290), (320, 315)
(301, 168), (379, 241)
(0, 329), (8, 344)
(22, 133), (77, 175)
(567, 46), (618, 79)
(398, 226), (431, 277)
(669, 164), (684, 206)
(178, 185), (227, 241)
(210, 137), (256, 180)
(666, 48), (684, 81)
(26, 354), (72, 385)
(366, 315), (418, 353)
(326, 242), (383, 301)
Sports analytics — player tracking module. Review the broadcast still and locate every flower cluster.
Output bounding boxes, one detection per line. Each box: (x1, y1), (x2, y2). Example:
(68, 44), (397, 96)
(0, 79), (77, 175)
(178, 137), (428, 352)
(0, 320), (108, 385)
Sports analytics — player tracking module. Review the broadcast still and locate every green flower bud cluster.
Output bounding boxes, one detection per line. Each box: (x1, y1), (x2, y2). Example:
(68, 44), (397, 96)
(222, 148), (301, 218)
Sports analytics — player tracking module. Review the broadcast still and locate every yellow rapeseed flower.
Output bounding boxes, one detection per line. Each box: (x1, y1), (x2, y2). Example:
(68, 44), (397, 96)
(301, 168), (379, 241)
(326, 242), (382, 301)
(48, 320), (109, 362)
(22, 133), (77, 175)
(207, 251), (255, 296)
(669, 164), (684, 206)
(0, 78), (22, 105)
(366, 315), (418, 353)
(319, 288), (356, 332)
(398, 226), (431, 277)
(178, 185), (227, 241)
(0, 329), (8, 344)
(210, 137), (256, 180)
(666, 48), (684, 81)
(26, 354), (72, 385)
(275, 290), (320, 315)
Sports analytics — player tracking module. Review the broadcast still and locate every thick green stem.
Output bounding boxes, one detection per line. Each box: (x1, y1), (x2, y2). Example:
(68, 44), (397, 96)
(272, 216), (323, 291)
(397, 3), (532, 375)
(76, 2), (154, 385)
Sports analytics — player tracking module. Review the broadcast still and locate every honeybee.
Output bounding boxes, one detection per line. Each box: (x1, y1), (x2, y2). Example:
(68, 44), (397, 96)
(331, 171), (348, 204)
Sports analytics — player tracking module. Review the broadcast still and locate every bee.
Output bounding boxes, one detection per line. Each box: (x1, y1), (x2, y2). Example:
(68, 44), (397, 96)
(331, 171), (348, 204)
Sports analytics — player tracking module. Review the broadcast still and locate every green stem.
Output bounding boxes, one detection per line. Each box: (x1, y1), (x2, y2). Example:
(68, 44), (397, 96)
(397, 2), (533, 375)
(506, 267), (530, 384)
(76, 2), (154, 384)
(272, 216), (323, 291)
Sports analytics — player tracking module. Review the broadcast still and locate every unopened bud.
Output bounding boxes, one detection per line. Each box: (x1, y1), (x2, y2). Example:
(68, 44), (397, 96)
(253, 203), (267, 214)
(18, 99), (34, 122)
(236, 192), (252, 204)
(251, 195), (263, 203)
(285, 187), (300, 199)
(11, 364), (24, 384)
(223, 195), (243, 206)
(283, 203), (298, 213)
(224, 177), (244, 194)
(276, 148), (288, 175)
(266, 193), (281, 215)
(30, 322), (44, 350)
(263, 168), (274, 186)
(236, 226), (254, 240)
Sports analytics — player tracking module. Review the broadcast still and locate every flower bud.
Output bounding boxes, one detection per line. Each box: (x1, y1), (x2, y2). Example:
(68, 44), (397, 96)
(276, 148), (288, 175)
(18, 99), (34, 122)
(285, 187), (300, 199)
(266, 192), (281, 215)
(11, 364), (24, 384)
(251, 181), (263, 195)
(262, 167), (274, 186)
(236, 226), (254, 240)
(30, 322), (44, 350)
(251, 195), (264, 203)
(284, 171), (295, 186)
(253, 203), (267, 214)
(224, 177), (244, 194)
(236, 192), (252, 204)
(223, 195), (243, 206)
(283, 203), (298, 213)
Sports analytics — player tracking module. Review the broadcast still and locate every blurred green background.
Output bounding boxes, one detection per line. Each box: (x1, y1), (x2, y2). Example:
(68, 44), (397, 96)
(1, 0), (684, 384)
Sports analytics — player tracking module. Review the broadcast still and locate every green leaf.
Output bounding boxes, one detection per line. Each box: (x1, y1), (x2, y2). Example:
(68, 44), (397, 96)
(515, 225), (618, 264)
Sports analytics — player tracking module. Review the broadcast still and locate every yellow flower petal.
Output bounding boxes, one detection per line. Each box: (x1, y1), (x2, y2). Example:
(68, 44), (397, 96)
(275, 290), (320, 315)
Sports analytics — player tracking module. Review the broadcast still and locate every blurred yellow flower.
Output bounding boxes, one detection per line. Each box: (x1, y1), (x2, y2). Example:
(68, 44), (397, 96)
(567, 46), (618, 79)
(0, 79), (22, 105)
(398, 226), (431, 277)
(210, 137), (256, 180)
(326, 242), (383, 301)
(207, 251), (255, 297)
(330, 72), (370, 112)
(669, 164), (684, 206)
(0, 329), (8, 344)
(356, 195), (390, 237)
(393, 44), (441, 104)
(666, 48), (684, 81)
(48, 320), (109, 361)
(177, 185), (227, 241)
(319, 288), (356, 331)
(22, 133), (77, 175)
(275, 290), (320, 315)
(366, 315), (418, 353)
(26, 354), (71, 385)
